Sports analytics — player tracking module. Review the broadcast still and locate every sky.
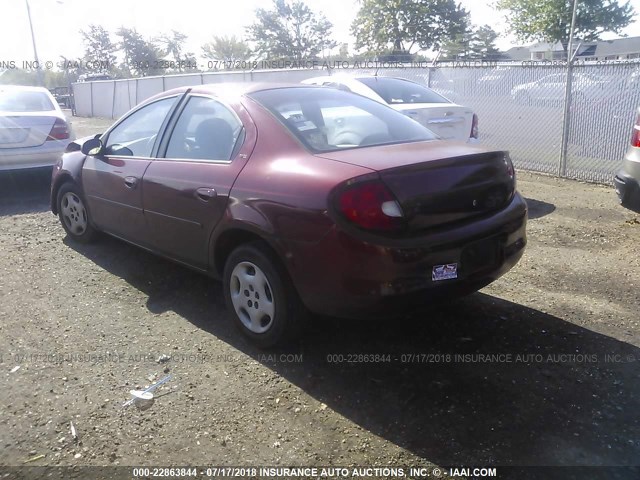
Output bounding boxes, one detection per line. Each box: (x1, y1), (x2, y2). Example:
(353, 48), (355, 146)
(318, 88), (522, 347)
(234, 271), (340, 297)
(1, 0), (640, 67)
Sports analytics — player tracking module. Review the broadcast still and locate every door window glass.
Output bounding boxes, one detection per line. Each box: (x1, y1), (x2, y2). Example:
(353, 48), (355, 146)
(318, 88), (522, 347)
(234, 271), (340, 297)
(165, 96), (243, 161)
(105, 97), (175, 157)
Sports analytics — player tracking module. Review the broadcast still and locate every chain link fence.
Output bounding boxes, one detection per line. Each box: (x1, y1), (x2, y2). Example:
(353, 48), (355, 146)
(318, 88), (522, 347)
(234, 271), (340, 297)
(72, 62), (640, 185)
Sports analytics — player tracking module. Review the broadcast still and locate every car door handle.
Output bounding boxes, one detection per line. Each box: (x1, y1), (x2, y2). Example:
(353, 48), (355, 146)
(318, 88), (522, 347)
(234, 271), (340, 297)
(124, 176), (138, 189)
(195, 187), (217, 201)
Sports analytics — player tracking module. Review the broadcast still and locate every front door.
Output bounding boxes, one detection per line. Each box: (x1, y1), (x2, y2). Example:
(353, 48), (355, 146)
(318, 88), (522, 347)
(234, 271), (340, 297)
(82, 96), (177, 243)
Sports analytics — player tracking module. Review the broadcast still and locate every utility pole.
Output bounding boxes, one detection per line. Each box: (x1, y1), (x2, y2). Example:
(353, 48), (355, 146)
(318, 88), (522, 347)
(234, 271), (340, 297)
(25, 0), (44, 86)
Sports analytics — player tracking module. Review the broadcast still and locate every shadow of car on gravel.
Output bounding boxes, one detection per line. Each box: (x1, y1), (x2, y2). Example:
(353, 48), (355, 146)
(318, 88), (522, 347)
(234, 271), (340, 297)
(65, 235), (640, 471)
(0, 168), (52, 217)
(524, 197), (556, 220)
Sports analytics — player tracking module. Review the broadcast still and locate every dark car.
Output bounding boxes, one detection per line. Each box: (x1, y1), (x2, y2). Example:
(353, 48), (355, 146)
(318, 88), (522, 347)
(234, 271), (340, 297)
(51, 83), (527, 347)
(614, 107), (640, 213)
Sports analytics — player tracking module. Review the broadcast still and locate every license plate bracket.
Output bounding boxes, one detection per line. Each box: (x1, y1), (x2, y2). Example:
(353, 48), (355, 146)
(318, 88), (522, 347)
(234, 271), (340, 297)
(432, 263), (458, 281)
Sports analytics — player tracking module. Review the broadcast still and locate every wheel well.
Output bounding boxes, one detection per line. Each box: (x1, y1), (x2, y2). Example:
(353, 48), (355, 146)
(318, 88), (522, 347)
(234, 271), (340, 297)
(213, 229), (272, 277)
(51, 174), (74, 214)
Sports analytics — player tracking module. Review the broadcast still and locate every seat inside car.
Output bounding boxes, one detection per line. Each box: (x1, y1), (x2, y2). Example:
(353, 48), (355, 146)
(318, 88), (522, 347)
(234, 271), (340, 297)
(193, 118), (234, 160)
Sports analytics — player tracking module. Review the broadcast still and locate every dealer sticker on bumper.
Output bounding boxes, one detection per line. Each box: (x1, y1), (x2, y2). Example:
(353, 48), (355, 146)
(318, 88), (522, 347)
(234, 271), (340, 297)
(432, 263), (458, 281)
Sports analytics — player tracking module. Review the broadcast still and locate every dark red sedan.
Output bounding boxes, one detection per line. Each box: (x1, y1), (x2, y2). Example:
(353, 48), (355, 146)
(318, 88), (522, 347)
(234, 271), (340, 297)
(51, 83), (527, 347)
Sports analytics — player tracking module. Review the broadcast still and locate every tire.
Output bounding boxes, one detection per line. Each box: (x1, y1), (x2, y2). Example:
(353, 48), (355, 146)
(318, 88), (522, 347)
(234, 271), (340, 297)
(57, 182), (98, 244)
(223, 241), (304, 348)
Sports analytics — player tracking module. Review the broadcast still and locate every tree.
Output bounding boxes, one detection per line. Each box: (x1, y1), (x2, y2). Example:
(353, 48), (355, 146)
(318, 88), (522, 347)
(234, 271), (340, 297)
(246, 0), (337, 60)
(351, 0), (469, 57)
(116, 27), (163, 77)
(338, 43), (350, 59)
(439, 20), (474, 61)
(496, 0), (635, 57)
(201, 35), (251, 64)
(58, 56), (88, 83)
(470, 25), (502, 60)
(157, 30), (197, 72)
(0, 68), (66, 88)
(80, 25), (117, 74)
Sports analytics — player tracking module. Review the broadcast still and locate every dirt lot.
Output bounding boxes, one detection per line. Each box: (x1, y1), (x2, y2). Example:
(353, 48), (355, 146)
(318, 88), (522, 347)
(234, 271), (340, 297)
(0, 114), (639, 475)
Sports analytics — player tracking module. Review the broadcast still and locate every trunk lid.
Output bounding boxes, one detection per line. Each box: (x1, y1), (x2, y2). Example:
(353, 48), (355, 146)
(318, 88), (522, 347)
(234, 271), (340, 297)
(392, 103), (473, 141)
(0, 113), (57, 148)
(319, 141), (515, 232)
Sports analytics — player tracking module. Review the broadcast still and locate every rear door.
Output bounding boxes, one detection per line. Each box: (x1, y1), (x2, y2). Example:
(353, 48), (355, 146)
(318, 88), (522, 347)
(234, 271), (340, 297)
(141, 94), (256, 268)
(82, 96), (179, 243)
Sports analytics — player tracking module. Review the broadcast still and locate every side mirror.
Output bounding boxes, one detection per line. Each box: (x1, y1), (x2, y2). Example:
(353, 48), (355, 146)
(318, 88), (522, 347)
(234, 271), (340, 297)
(81, 137), (104, 156)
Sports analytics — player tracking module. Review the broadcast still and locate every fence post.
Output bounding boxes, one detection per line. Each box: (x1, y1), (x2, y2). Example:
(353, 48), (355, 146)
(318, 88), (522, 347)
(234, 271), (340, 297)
(558, 63), (574, 177)
(127, 79), (131, 112)
(111, 81), (116, 119)
(90, 82), (94, 117)
(559, 0), (579, 177)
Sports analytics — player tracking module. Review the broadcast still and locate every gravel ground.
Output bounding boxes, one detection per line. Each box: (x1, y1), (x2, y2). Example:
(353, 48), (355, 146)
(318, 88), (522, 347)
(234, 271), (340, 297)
(0, 114), (639, 475)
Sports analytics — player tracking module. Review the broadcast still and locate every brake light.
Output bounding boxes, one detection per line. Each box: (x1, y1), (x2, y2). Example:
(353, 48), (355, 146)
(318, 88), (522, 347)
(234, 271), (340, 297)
(336, 180), (404, 232)
(632, 114), (640, 147)
(47, 118), (70, 140)
(504, 153), (514, 178)
(470, 113), (479, 139)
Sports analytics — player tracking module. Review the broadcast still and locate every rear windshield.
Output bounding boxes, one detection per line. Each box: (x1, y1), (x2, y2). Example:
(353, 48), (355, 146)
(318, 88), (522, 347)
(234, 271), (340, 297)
(357, 77), (450, 104)
(249, 87), (438, 153)
(0, 90), (55, 112)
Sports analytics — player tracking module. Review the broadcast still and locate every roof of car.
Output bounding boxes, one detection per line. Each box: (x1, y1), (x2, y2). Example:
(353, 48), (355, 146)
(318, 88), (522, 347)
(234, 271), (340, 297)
(0, 84), (52, 93)
(162, 82), (321, 97)
(303, 75), (415, 83)
(142, 82), (333, 106)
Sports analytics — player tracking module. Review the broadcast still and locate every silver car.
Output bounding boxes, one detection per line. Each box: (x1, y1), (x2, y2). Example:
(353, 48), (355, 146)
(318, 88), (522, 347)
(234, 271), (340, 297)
(0, 85), (73, 171)
(511, 73), (609, 104)
(614, 106), (640, 213)
(302, 75), (479, 143)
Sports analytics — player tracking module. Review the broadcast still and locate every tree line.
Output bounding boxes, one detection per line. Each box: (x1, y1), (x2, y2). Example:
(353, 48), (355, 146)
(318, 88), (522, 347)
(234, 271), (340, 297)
(0, 0), (634, 87)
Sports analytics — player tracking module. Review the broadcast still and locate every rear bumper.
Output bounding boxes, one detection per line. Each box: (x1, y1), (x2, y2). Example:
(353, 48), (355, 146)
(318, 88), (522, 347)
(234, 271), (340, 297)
(615, 147), (640, 213)
(614, 172), (640, 213)
(286, 192), (528, 318)
(0, 141), (67, 171)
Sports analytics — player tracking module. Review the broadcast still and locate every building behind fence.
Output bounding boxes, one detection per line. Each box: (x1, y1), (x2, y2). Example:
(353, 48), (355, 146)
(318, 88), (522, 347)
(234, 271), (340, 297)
(72, 62), (640, 185)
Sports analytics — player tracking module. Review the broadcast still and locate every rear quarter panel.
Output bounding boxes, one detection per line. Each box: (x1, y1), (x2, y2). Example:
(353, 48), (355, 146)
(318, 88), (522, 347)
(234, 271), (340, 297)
(215, 95), (374, 276)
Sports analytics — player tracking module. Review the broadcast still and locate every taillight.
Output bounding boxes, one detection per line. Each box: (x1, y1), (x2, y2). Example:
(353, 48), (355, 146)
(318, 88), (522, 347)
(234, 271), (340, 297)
(504, 153), (514, 178)
(47, 118), (70, 141)
(336, 180), (404, 232)
(470, 113), (479, 139)
(631, 114), (640, 147)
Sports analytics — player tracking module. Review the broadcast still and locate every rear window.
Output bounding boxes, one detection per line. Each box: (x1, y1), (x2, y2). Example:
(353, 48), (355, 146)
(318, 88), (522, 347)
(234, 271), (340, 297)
(0, 90), (55, 112)
(357, 77), (450, 104)
(249, 87), (438, 153)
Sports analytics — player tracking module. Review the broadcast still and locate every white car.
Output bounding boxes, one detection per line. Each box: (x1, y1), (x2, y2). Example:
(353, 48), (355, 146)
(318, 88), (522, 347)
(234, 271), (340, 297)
(511, 73), (609, 104)
(302, 75), (478, 142)
(0, 85), (73, 171)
